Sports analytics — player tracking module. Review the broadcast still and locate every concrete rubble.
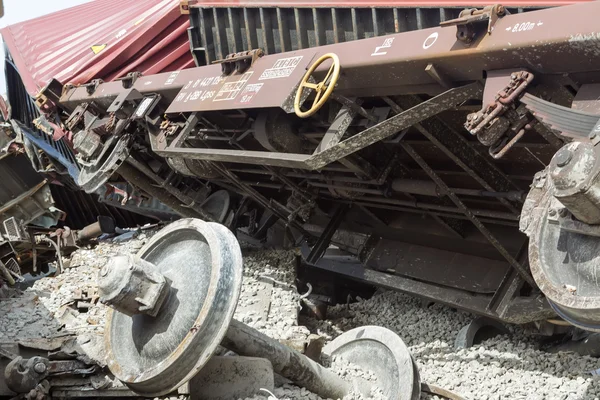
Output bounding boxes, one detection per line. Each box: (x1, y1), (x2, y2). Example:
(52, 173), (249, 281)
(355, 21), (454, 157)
(1, 229), (600, 400)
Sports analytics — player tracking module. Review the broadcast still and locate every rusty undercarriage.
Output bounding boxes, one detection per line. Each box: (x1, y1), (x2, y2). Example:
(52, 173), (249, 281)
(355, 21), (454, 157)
(19, 1), (600, 332)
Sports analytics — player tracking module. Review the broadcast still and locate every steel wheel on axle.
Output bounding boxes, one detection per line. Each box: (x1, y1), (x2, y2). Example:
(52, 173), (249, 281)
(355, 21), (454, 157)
(103, 219), (243, 396)
(322, 326), (421, 400)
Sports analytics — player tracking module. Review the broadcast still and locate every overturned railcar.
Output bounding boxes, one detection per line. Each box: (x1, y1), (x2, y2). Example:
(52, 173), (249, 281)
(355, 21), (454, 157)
(26, 0), (600, 330)
(0, 0), (198, 228)
(0, 140), (64, 279)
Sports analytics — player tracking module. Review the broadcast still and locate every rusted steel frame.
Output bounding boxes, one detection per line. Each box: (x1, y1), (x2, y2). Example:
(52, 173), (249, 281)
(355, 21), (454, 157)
(433, 170), (533, 182)
(0, 180), (48, 215)
(337, 155), (377, 179)
(246, 181), (518, 221)
(151, 83), (481, 169)
(309, 182), (384, 195)
(196, 115), (315, 202)
(302, 247), (552, 324)
(196, 8), (212, 65)
(177, 111), (312, 203)
(349, 203), (518, 228)
(391, 179), (523, 200)
(384, 95), (521, 215)
(264, 167), (314, 202)
(313, 101), (359, 154)
(213, 9), (226, 61)
(400, 143), (536, 287)
(236, 168), (382, 185)
(306, 205), (350, 264)
(210, 163), (311, 236)
(214, 131), (315, 203)
(228, 167), (384, 184)
(311, 180), (521, 202)
(116, 163), (204, 219)
(321, 175), (519, 199)
(275, 184), (518, 223)
(390, 96), (521, 192)
(186, 2), (595, 87)
(170, 112), (201, 150)
(239, 181), (285, 190)
(488, 268), (525, 317)
(352, 195), (518, 221)
(260, 8), (276, 55)
(225, 164), (407, 187)
(329, 94), (377, 123)
(229, 9), (244, 53)
(486, 242), (528, 314)
(293, 9), (308, 50)
(532, 122), (563, 150)
(375, 153), (400, 185)
(125, 158), (216, 222)
(430, 215), (465, 239)
(309, 85), (479, 167)
(276, 8), (292, 52)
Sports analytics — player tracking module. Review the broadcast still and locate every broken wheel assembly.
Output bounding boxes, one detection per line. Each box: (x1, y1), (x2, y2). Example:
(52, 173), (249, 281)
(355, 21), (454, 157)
(323, 325), (421, 400)
(525, 140), (600, 331)
(100, 219), (243, 396)
(98, 218), (421, 398)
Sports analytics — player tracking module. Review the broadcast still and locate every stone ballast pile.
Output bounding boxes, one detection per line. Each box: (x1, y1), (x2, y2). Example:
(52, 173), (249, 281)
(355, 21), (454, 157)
(1, 231), (599, 399)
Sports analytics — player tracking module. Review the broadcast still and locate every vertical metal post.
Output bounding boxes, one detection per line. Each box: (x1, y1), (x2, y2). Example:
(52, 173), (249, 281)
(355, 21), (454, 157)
(306, 205), (349, 265)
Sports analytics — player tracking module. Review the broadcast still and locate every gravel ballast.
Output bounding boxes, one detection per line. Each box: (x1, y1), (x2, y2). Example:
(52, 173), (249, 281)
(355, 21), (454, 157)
(1, 231), (600, 400)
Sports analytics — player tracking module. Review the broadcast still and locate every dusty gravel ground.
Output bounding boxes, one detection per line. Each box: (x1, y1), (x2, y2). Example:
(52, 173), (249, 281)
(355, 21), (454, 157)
(1, 229), (600, 400)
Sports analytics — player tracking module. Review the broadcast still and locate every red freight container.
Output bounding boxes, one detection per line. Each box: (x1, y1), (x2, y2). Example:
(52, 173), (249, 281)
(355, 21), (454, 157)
(0, 0), (193, 97)
(186, 0), (586, 5)
(182, 0), (590, 66)
(0, 0), (591, 96)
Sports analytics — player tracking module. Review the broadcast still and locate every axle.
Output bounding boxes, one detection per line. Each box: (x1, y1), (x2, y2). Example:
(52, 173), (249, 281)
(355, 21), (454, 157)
(223, 320), (357, 399)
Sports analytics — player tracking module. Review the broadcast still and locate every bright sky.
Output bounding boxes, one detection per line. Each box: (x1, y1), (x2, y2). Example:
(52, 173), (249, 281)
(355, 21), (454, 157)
(0, 0), (92, 95)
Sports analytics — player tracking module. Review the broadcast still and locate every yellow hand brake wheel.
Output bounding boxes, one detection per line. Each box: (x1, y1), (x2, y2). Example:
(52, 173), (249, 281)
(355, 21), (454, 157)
(294, 53), (341, 118)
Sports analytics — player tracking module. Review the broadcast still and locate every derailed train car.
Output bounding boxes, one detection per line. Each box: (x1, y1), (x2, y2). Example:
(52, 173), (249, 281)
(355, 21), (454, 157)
(6, 0), (600, 331)
(0, 0), (197, 283)
(0, 133), (63, 281)
(0, 0), (196, 231)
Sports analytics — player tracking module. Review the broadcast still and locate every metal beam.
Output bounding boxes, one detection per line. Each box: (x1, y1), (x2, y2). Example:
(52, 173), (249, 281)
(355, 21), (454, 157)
(152, 82), (482, 169)
(125, 158), (216, 222)
(487, 242), (528, 316)
(116, 163), (205, 220)
(306, 205), (349, 264)
(210, 162), (311, 236)
(301, 245), (552, 324)
(313, 102), (359, 154)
